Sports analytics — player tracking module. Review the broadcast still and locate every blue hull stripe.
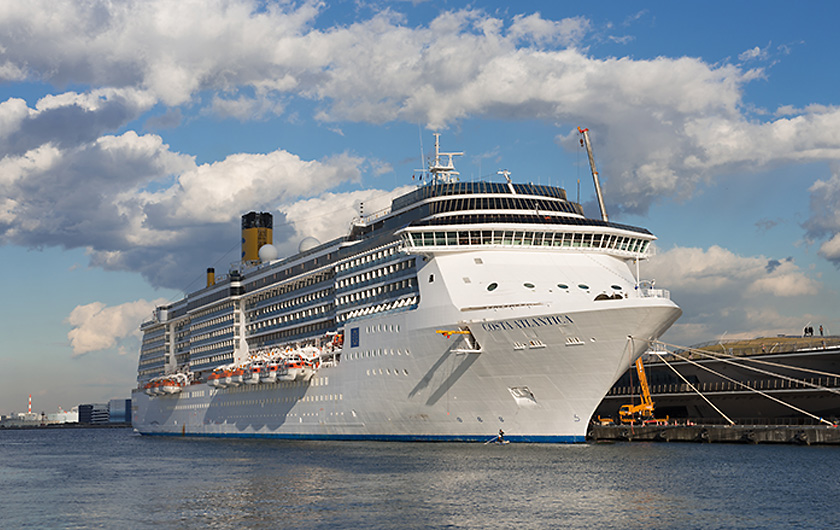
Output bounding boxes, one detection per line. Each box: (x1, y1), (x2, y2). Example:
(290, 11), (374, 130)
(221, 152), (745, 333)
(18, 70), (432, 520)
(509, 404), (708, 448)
(136, 431), (585, 443)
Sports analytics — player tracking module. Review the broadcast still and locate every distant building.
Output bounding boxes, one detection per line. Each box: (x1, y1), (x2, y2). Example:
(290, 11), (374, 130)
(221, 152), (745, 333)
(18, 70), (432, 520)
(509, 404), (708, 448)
(47, 407), (79, 424)
(78, 403), (109, 425)
(108, 399), (131, 424)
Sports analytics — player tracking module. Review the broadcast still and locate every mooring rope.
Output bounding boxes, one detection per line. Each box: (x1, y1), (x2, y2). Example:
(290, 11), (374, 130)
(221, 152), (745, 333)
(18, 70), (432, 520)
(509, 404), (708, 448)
(651, 352), (735, 425)
(653, 339), (840, 397)
(630, 337), (836, 426)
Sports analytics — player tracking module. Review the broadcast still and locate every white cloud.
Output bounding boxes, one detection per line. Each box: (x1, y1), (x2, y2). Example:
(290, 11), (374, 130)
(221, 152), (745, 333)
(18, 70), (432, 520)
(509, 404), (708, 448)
(1, 2), (839, 219)
(508, 13), (589, 47)
(66, 299), (166, 356)
(647, 245), (818, 297)
(0, 109), (364, 288)
(805, 167), (840, 266)
(2, 1), (840, 280)
(277, 186), (414, 255)
(739, 45), (769, 62)
(646, 245), (821, 345)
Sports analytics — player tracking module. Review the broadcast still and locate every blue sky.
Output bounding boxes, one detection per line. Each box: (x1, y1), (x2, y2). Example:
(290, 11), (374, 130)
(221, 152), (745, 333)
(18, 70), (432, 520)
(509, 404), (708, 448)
(2, 0), (840, 414)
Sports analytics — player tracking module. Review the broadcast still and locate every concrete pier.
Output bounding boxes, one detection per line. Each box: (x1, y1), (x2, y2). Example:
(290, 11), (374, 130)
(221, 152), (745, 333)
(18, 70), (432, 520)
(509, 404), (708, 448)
(587, 424), (840, 445)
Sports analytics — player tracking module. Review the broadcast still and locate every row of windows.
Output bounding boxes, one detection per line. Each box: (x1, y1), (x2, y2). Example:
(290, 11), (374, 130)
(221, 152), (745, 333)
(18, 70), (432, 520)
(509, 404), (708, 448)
(248, 319), (334, 350)
(248, 288), (331, 321)
(366, 324), (401, 334)
(247, 271), (333, 309)
(138, 366), (163, 378)
(337, 279), (415, 306)
(192, 352), (234, 367)
(367, 368), (410, 376)
(191, 302), (235, 323)
(191, 327), (235, 347)
(417, 213), (652, 236)
(391, 182), (568, 211)
(246, 303), (332, 335)
(345, 348), (411, 360)
(190, 339), (236, 357)
(404, 230), (650, 254)
(191, 314), (235, 334)
(207, 394), (344, 407)
(336, 245), (400, 273)
(141, 337), (166, 351)
(142, 327), (166, 342)
(140, 343), (166, 356)
(336, 295), (418, 322)
(428, 196), (581, 216)
(487, 281), (624, 292)
(337, 258), (414, 289)
(138, 354), (166, 367)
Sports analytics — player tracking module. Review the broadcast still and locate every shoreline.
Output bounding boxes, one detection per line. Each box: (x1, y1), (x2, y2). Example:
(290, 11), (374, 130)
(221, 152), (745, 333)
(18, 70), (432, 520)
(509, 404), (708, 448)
(0, 423), (132, 431)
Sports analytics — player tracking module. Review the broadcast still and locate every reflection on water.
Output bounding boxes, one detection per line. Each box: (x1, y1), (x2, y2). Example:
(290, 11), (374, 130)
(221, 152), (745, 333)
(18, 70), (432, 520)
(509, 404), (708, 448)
(1, 428), (839, 529)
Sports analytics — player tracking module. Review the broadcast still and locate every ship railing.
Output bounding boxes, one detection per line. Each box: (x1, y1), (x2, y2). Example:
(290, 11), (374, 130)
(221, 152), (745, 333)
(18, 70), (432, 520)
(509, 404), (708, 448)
(360, 206), (392, 225)
(639, 287), (670, 299)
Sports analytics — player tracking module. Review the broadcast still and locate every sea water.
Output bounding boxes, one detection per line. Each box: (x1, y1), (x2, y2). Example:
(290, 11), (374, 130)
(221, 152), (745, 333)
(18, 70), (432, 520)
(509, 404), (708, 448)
(1, 427), (838, 529)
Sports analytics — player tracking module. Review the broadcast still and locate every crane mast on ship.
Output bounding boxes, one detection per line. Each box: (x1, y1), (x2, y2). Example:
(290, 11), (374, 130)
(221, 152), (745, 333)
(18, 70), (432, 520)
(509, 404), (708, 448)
(578, 127), (609, 222)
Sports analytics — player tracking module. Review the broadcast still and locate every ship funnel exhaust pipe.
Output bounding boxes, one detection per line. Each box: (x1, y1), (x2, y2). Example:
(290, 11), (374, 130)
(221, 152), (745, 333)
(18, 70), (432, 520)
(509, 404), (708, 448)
(241, 212), (273, 263)
(207, 267), (215, 287)
(578, 127), (608, 222)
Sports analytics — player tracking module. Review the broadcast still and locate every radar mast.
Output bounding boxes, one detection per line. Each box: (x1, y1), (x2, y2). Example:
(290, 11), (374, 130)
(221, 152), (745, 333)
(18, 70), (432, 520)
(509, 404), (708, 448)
(428, 133), (463, 184)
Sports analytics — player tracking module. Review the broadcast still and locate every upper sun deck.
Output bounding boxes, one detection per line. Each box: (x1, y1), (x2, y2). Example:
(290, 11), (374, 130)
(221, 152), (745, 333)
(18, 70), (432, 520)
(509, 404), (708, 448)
(390, 181), (574, 212)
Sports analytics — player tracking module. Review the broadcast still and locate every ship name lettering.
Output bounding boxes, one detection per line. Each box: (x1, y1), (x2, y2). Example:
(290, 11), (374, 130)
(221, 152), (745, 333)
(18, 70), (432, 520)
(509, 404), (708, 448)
(481, 315), (573, 333)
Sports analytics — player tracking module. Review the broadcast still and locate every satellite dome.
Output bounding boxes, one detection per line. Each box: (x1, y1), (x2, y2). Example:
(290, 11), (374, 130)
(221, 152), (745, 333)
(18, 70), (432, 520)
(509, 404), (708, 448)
(258, 244), (279, 262)
(299, 236), (321, 253)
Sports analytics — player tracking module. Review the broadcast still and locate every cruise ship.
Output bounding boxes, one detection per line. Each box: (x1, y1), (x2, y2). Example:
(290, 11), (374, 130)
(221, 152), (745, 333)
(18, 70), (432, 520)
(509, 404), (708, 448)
(132, 132), (681, 442)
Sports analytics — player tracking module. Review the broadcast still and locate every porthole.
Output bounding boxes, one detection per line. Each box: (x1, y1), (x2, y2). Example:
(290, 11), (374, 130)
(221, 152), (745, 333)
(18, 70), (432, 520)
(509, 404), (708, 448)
(557, 284), (569, 289)
(611, 285), (623, 290)
(578, 284), (590, 290)
(524, 282), (535, 289)
(487, 282), (498, 291)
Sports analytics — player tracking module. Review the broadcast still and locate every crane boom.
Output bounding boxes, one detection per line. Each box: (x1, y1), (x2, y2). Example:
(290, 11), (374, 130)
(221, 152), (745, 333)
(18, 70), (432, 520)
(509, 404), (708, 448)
(618, 357), (656, 424)
(577, 127), (609, 222)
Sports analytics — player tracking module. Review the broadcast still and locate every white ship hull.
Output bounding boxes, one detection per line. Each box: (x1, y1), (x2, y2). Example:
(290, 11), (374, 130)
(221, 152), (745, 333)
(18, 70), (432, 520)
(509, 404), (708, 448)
(133, 251), (680, 442)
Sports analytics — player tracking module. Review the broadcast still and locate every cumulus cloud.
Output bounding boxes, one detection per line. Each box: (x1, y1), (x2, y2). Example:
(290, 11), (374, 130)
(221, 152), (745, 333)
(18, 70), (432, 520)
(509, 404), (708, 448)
(646, 245), (821, 345)
(2, 1), (840, 285)
(648, 245), (819, 297)
(0, 95), (365, 288)
(67, 299), (166, 356)
(277, 186), (413, 255)
(804, 167), (840, 266)
(1, 2), (840, 218)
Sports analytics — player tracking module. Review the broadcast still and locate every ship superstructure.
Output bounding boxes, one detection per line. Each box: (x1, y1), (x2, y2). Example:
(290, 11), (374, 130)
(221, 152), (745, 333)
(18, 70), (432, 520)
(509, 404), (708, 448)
(133, 133), (681, 442)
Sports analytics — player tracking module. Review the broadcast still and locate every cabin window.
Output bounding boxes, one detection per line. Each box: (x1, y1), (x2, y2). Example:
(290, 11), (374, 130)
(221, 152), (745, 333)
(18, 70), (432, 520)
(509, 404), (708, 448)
(487, 282), (498, 291)
(524, 282), (535, 289)
(523, 232), (534, 245)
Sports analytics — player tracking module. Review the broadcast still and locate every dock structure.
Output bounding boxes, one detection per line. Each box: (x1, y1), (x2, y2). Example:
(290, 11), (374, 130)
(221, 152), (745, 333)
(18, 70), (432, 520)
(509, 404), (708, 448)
(588, 423), (840, 445)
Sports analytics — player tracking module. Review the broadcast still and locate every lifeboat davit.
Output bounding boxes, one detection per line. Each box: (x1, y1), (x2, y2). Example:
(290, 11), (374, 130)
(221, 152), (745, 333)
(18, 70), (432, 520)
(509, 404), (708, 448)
(278, 355), (302, 381)
(228, 367), (244, 386)
(244, 360), (263, 385)
(262, 361), (278, 384)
